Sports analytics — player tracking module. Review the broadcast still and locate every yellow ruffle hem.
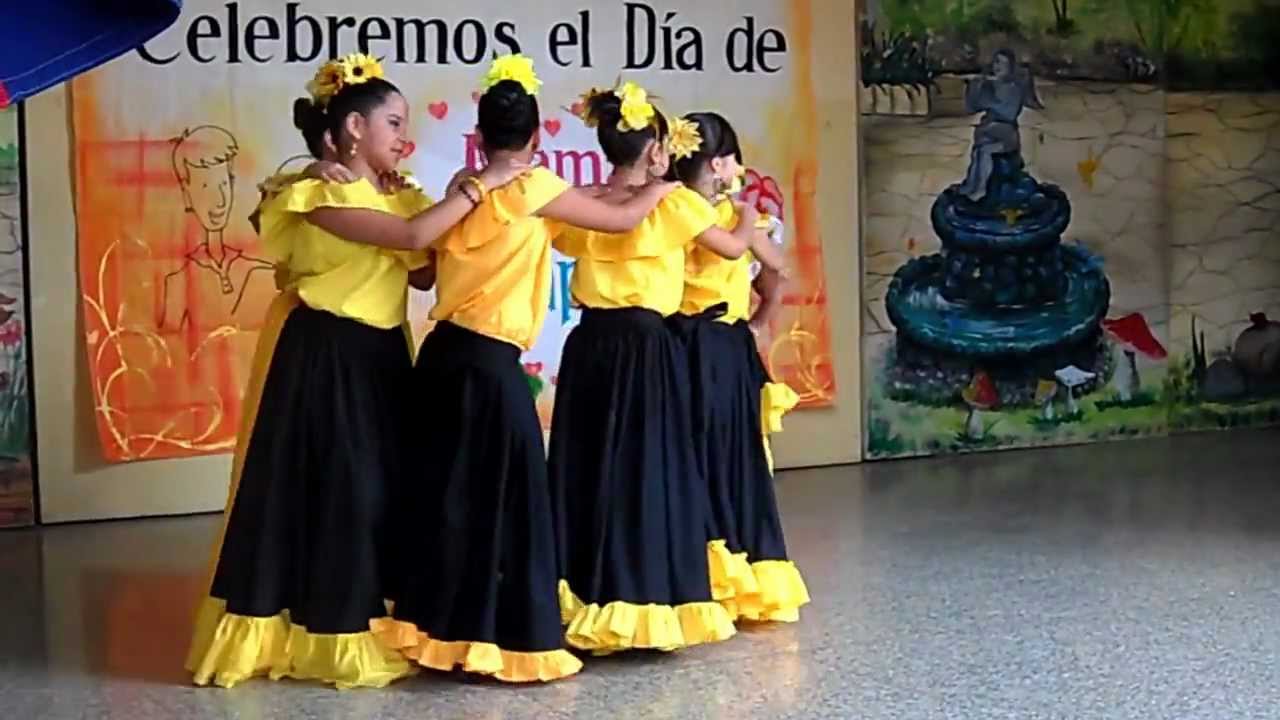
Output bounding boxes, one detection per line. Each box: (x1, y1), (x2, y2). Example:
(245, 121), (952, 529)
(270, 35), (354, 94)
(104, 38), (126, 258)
(709, 539), (811, 623)
(760, 381), (800, 473)
(558, 580), (736, 654)
(721, 560), (812, 623)
(369, 618), (582, 683)
(185, 597), (415, 689)
(707, 539), (759, 601)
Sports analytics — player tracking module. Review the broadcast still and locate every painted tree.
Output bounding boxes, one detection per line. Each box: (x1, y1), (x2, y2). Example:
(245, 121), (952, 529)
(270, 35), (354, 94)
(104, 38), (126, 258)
(1049, 0), (1075, 35)
(1085, 0), (1220, 55)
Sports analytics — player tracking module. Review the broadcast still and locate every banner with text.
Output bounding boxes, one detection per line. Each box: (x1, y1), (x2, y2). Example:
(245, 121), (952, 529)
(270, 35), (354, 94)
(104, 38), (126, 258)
(72, 0), (837, 462)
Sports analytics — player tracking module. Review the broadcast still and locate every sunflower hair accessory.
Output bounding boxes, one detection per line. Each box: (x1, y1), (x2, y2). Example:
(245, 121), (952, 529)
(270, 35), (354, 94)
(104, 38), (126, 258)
(665, 116), (702, 160)
(306, 53), (385, 106)
(481, 54), (542, 96)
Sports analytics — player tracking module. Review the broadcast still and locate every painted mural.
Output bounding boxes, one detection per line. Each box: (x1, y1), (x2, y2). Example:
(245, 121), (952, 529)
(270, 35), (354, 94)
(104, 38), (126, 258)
(861, 0), (1280, 458)
(0, 104), (33, 527)
(72, 1), (838, 463)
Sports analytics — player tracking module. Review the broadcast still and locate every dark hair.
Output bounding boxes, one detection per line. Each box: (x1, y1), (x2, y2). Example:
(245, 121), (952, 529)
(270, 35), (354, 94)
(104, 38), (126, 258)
(668, 112), (743, 184)
(291, 100), (329, 158)
(477, 79), (540, 152)
(293, 77), (401, 157)
(586, 90), (668, 167)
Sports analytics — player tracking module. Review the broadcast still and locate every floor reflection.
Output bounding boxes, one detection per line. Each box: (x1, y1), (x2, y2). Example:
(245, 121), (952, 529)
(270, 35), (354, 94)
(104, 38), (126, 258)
(2, 429), (1279, 718)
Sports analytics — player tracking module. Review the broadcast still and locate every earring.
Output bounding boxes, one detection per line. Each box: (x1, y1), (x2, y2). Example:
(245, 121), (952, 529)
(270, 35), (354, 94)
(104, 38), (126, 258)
(348, 140), (358, 158)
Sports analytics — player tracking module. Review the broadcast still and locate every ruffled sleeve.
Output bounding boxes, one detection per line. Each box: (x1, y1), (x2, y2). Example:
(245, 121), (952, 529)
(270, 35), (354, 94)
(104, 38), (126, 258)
(257, 171), (305, 197)
(439, 167), (570, 253)
(259, 178), (392, 262)
(652, 185), (719, 245)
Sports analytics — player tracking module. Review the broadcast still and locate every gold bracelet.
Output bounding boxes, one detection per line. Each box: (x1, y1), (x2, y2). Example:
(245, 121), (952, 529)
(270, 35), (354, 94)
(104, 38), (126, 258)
(457, 182), (480, 206)
(464, 175), (488, 200)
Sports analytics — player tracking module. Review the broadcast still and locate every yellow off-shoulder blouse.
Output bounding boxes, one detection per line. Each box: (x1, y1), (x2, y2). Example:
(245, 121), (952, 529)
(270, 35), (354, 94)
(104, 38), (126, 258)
(554, 185), (719, 317)
(258, 178), (432, 330)
(680, 199), (777, 323)
(429, 167), (571, 350)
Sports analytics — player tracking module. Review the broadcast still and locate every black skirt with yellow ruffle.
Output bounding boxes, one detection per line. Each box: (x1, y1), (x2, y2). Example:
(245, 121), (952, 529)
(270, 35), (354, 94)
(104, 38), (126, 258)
(373, 322), (582, 682)
(547, 308), (736, 654)
(186, 304), (415, 689)
(668, 308), (810, 624)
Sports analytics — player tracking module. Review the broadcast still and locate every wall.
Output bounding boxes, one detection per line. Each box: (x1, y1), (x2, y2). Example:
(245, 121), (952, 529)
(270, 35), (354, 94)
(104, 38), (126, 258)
(0, 104), (35, 528)
(778, 0), (862, 468)
(861, 0), (1280, 459)
(25, 0), (861, 522)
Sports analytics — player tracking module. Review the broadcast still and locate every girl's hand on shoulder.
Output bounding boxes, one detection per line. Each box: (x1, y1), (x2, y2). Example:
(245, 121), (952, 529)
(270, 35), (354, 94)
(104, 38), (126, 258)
(641, 180), (680, 203)
(303, 161), (358, 184)
(381, 171), (411, 192)
(477, 161), (531, 191)
(445, 168), (478, 197)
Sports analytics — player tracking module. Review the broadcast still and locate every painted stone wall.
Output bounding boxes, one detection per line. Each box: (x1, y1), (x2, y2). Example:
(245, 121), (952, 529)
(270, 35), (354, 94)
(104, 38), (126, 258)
(0, 104), (33, 527)
(861, 0), (1280, 459)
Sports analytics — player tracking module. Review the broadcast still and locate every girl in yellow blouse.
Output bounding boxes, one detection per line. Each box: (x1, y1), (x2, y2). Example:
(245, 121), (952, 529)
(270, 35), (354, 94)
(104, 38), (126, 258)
(547, 83), (783, 655)
(667, 112), (810, 624)
(185, 54), (523, 690)
(368, 56), (675, 683)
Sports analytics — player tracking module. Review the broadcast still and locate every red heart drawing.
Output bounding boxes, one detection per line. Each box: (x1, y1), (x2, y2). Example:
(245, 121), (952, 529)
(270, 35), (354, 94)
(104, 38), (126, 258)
(427, 101), (448, 120)
(543, 118), (562, 137)
(471, 91), (482, 103)
(399, 141), (416, 159)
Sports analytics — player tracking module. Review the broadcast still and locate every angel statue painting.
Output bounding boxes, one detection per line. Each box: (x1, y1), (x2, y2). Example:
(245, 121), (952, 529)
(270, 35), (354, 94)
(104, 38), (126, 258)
(953, 49), (1044, 202)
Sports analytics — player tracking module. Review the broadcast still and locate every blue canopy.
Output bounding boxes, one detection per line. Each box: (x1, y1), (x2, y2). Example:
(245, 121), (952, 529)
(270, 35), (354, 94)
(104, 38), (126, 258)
(0, 1), (181, 107)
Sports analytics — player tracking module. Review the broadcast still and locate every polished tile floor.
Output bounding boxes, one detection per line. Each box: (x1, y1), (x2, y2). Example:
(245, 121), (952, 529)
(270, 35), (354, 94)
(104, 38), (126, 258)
(3, 429), (1279, 719)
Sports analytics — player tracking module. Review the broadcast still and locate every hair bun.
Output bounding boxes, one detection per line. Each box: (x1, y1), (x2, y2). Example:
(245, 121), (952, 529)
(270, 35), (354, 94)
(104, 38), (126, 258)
(293, 97), (324, 132)
(484, 79), (529, 108)
(477, 79), (540, 152)
(586, 90), (623, 127)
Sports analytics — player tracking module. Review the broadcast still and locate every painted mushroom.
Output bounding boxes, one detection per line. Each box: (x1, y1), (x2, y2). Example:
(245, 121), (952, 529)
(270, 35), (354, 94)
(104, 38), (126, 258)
(1102, 313), (1167, 401)
(961, 369), (999, 439)
(1054, 365), (1097, 416)
(1034, 379), (1058, 421)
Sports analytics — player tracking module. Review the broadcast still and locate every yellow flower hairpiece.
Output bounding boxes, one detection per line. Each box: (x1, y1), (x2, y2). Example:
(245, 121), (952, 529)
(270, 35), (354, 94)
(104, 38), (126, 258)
(305, 61), (344, 105)
(306, 53), (384, 106)
(481, 54), (541, 96)
(665, 116), (702, 160)
(342, 53), (384, 85)
(614, 81), (655, 132)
